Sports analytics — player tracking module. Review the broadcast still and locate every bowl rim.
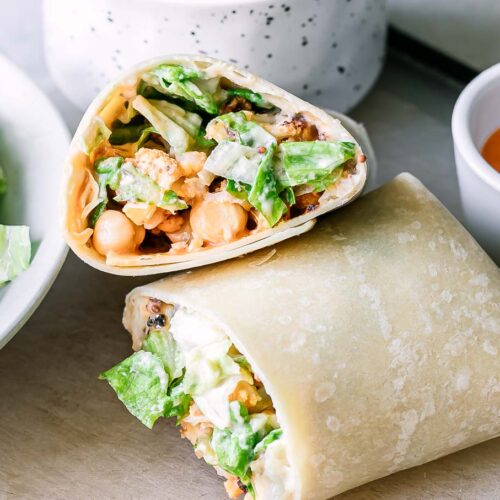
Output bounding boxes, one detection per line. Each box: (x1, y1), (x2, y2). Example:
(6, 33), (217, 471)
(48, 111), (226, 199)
(451, 62), (500, 192)
(0, 54), (69, 350)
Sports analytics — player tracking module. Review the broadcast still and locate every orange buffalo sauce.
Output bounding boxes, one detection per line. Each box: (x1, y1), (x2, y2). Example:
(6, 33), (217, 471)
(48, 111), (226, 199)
(482, 128), (500, 173)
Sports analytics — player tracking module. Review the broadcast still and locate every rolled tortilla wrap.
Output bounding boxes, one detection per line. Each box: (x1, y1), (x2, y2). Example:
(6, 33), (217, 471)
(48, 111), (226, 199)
(63, 55), (367, 276)
(101, 173), (499, 499)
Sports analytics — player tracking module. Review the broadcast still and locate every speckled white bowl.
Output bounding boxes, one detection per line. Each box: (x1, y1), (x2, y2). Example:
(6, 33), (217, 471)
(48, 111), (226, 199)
(43, 0), (387, 112)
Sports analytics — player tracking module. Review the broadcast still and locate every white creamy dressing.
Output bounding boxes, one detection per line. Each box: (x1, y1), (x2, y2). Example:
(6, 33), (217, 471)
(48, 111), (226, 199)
(250, 439), (296, 500)
(169, 307), (251, 429)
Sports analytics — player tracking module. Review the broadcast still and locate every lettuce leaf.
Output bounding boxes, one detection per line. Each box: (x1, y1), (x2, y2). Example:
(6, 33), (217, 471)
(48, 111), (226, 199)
(211, 402), (260, 478)
(109, 122), (153, 146)
(216, 112), (276, 149)
(0, 225), (31, 285)
(133, 95), (193, 154)
(253, 428), (283, 457)
(142, 64), (219, 115)
(99, 351), (171, 429)
(211, 402), (278, 479)
(248, 143), (287, 227)
(164, 382), (192, 422)
(150, 100), (202, 138)
(226, 179), (251, 201)
(278, 141), (355, 187)
(143, 329), (184, 381)
(81, 116), (111, 155)
(89, 156), (124, 226)
(206, 112), (285, 226)
(308, 165), (344, 193)
(183, 339), (243, 396)
(114, 162), (188, 212)
(100, 332), (192, 428)
(226, 88), (276, 111)
(203, 141), (262, 185)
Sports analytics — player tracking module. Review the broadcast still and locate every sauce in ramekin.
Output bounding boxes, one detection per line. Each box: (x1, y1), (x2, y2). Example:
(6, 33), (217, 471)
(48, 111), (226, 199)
(482, 128), (500, 173)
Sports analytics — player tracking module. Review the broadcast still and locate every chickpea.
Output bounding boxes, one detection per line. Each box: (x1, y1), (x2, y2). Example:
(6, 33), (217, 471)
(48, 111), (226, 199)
(93, 210), (145, 256)
(190, 200), (248, 244)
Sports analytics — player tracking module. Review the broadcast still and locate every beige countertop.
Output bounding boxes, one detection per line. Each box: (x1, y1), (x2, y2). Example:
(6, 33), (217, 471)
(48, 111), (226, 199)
(0, 2), (499, 498)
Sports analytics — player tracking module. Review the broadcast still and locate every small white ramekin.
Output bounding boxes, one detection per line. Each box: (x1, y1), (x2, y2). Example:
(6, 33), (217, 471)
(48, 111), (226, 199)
(452, 63), (500, 264)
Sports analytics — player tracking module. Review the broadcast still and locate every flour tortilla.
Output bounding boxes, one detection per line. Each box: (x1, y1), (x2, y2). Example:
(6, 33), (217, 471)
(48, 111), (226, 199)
(63, 55), (367, 276)
(123, 173), (500, 498)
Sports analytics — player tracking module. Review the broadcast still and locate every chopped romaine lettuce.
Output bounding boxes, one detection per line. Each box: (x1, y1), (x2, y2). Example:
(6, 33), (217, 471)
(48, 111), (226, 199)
(91, 157), (187, 221)
(0, 225), (31, 285)
(142, 64), (219, 115)
(114, 162), (188, 213)
(308, 165), (344, 193)
(227, 88), (275, 111)
(211, 402), (260, 478)
(248, 144), (287, 227)
(81, 116), (111, 155)
(99, 350), (171, 429)
(150, 100), (202, 138)
(216, 112), (276, 149)
(226, 179), (251, 201)
(204, 141), (262, 185)
(280, 186), (295, 206)
(253, 429), (283, 457)
(183, 339), (244, 396)
(161, 190), (189, 212)
(133, 95), (192, 154)
(205, 112), (285, 226)
(195, 129), (217, 151)
(89, 156), (124, 226)
(0, 165), (6, 195)
(143, 329), (185, 381)
(278, 140), (355, 187)
(164, 382), (192, 422)
(211, 402), (278, 479)
(95, 156), (123, 190)
(100, 335), (192, 428)
(109, 122), (153, 146)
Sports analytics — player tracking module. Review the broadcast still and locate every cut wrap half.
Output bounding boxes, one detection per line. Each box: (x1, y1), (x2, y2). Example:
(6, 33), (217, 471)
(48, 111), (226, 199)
(100, 173), (500, 499)
(63, 55), (367, 276)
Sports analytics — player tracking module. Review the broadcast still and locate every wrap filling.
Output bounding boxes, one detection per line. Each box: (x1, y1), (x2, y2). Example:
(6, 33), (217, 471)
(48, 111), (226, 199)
(100, 298), (294, 499)
(74, 62), (364, 264)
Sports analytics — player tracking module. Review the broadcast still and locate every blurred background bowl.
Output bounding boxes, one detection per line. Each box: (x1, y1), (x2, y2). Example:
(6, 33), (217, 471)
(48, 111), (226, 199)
(0, 54), (69, 349)
(43, 0), (387, 112)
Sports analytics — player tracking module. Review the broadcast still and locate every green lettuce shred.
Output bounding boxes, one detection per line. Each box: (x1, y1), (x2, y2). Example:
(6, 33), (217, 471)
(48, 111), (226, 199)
(278, 140), (355, 187)
(100, 330), (192, 428)
(226, 88), (276, 111)
(211, 402), (280, 480)
(113, 162), (188, 212)
(142, 64), (219, 115)
(99, 350), (171, 429)
(0, 225), (31, 285)
(143, 329), (184, 381)
(81, 116), (111, 155)
(207, 112), (286, 226)
(109, 121), (153, 146)
(133, 95), (193, 154)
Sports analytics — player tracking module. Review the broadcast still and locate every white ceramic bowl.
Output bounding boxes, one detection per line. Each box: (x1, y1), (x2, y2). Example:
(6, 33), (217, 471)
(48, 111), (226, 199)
(0, 54), (69, 349)
(452, 63), (500, 264)
(43, 0), (387, 112)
